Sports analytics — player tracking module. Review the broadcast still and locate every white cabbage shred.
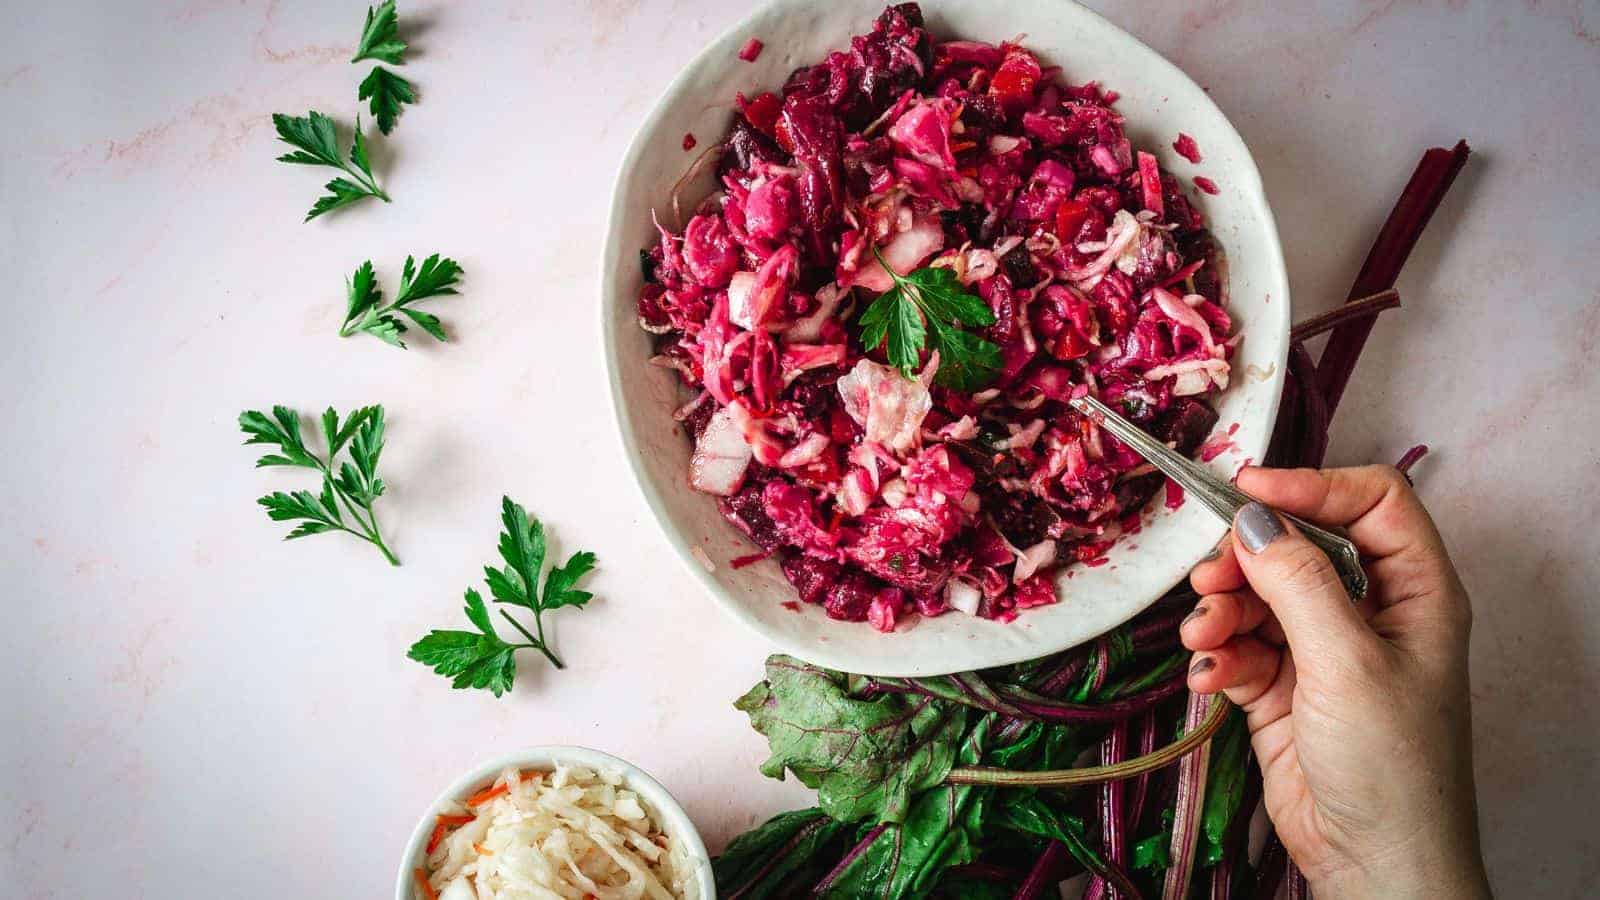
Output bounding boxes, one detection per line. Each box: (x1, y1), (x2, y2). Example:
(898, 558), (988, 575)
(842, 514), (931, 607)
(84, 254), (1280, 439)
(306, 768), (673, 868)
(423, 765), (696, 900)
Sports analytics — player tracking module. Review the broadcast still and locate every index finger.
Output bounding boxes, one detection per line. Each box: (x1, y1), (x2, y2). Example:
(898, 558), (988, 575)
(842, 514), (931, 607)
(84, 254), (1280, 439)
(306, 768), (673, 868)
(1233, 465), (1446, 562)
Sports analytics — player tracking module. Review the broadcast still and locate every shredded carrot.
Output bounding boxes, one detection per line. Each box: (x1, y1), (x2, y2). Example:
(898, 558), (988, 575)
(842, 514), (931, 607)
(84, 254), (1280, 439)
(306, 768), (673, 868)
(425, 822), (449, 855)
(466, 782), (509, 806)
(413, 867), (439, 900)
(950, 140), (978, 153)
(519, 769), (545, 784)
(473, 841), (493, 855)
(426, 813), (477, 854)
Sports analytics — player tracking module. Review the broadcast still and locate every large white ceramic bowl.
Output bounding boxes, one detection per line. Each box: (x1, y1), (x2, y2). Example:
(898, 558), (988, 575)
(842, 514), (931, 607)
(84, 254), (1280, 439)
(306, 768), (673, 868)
(394, 747), (715, 900)
(601, 0), (1289, 677)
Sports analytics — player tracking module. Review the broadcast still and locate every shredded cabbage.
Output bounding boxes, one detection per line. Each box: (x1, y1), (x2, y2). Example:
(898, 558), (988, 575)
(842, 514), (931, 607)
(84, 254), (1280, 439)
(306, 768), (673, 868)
(423, 766), (695, 900)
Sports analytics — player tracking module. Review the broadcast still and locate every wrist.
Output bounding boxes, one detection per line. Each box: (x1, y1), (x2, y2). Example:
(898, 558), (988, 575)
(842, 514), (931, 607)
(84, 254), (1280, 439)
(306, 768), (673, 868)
(1308, 838), (1491, 900)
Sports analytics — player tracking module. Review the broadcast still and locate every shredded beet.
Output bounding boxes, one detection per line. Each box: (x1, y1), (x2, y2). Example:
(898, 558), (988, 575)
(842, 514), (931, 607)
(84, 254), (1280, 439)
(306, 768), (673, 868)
(1193, 175), (1220, 195)
(640, 3), (1235, 626)
(1172, 132), (1202, 163)
(682, 132), (697, 151)
(738, 37), (765, 62)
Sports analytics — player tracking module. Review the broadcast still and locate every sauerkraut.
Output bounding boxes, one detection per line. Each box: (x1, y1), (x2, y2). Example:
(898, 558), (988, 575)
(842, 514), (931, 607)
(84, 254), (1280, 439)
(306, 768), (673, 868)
(418, 765), (696, 900)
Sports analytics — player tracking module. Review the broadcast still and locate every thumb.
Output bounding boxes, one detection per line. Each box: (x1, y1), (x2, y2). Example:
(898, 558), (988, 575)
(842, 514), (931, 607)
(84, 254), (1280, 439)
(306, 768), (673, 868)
(1232, 501), (1373, 660)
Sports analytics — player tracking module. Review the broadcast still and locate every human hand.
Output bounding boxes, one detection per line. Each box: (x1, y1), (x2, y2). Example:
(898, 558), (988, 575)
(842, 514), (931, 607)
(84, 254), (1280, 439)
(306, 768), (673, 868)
(1181, 465), (1491, 899)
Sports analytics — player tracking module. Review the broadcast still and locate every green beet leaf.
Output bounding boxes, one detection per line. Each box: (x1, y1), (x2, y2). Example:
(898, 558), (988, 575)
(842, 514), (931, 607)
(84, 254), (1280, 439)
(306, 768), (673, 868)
(735, 655), (967, 825)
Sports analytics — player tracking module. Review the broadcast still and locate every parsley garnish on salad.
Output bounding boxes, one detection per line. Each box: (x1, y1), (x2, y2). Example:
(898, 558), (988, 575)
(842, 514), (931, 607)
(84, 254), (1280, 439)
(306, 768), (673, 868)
(856, 251), (1002, 391)
(408, 497), (598, 696)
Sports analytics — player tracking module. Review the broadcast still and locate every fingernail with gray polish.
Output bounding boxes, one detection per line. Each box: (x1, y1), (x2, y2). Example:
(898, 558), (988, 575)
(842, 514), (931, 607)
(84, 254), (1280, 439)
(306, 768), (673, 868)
(1189, 655), (1216, 676)
(1235, 501), (1285, 553)
(1182, 605), (1208, 626)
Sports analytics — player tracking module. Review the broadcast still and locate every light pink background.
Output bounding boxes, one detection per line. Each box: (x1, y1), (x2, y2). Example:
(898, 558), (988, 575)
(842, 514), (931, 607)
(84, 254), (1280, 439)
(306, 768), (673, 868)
(2, 2), (1595, 898)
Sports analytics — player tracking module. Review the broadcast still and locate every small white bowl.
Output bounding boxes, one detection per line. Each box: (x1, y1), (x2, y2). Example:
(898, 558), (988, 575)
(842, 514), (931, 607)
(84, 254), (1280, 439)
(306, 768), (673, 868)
(600, 0), (1289, 677)
(394, 747), (715, 900)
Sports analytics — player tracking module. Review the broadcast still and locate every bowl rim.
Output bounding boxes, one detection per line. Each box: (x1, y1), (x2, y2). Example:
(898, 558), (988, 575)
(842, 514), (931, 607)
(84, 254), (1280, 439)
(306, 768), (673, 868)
(599, 0), (1290, 676)
(393, 745), (716, 900)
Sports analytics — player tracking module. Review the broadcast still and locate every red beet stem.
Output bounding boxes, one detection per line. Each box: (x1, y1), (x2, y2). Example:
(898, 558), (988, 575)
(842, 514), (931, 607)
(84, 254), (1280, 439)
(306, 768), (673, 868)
(1316, 141), (1469, 414)
(1160, 692), (1214, 899)
(1085, 720), (1131, 900)
(1395, 443), (1430, 476)
(1012, 841), (1071, 900)
(1288, 288), (1401, 343)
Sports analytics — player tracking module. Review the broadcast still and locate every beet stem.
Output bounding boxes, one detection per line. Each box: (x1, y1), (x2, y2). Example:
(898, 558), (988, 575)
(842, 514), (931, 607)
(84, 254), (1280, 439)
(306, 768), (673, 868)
(1315, 141), (1470, 415)
(1288, 288), (1401, 343)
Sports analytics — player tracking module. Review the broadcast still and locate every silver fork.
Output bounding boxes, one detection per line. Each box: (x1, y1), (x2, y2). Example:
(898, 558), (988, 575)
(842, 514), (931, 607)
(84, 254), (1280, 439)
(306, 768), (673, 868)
(1068, 394), (1369, 600)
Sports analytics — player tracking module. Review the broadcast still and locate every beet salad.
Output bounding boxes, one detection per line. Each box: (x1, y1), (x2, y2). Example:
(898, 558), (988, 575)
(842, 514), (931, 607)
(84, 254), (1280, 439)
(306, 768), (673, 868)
(638, 3), (1235, 631)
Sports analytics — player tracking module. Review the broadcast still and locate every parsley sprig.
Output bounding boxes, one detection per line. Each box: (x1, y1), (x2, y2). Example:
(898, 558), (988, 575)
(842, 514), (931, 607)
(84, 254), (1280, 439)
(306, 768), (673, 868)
(272, 111), (390, 221)
(359, 67), (415, 136)
(856, 250), (1002, 391)
(408, 498), (597, 696)
(238, 405), (399, 565)
(352, 0), (407, 64)
(352, 1), (415, 135)
(340, 254), (463, 347)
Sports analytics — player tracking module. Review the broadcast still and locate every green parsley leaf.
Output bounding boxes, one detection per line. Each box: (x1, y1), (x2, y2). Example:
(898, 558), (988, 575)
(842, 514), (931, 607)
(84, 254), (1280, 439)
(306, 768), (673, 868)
(407, 590), (519, 697)
(272, 111), (390, 221)
(409, 497), (599, 695)
(485, 497), (546, 612)
(344, 260), (381, 323)
(238, 404), (399, 565)
(902, 265), (995, 328)
(542, 551), (597, 610)
(351, 0), (407, 64)
(927, 317), (1004, 392)
(338, 254), (463, 347)
(359, 66), (415, 135)
(855, 251), (1002, 391)
(240, 405), (320, 468)
(395, 253), (463, 306)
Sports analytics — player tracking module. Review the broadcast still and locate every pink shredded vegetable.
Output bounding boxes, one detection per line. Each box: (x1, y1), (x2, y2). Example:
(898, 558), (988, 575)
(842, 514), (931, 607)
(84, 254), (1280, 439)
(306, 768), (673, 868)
(738, 37), (765, 62)
(1173, 133), (1202, 164)
(638, 3), (1232, 628)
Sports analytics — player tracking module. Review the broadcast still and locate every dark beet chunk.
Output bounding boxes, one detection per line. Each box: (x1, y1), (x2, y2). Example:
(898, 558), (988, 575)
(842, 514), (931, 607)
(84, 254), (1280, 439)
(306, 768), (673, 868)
(722, 118), (786, 175)
(1158, 398), (1220, 455)
(1177, 229), (1225, 305)
(854, 4), (933, 116)
(1001, 243), (1038, 288)
(781, 552), (843, 605)
(719, 483), (783, 549)
(1114, 472), (1165, 517)
(823, 573), (877, 621)
(989, 492), (1062, 549)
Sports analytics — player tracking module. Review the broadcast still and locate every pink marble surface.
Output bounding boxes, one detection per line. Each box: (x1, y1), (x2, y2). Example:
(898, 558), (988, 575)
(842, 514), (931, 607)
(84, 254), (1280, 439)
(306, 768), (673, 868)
(1, 1), (1595, 897)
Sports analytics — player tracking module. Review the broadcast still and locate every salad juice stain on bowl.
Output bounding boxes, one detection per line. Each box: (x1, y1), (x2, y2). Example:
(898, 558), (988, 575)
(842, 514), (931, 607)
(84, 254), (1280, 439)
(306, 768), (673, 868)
(395, 747), (714, 900)
(600, 0), (1289, 677)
